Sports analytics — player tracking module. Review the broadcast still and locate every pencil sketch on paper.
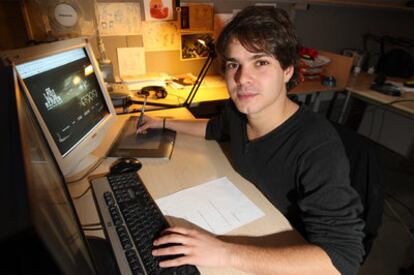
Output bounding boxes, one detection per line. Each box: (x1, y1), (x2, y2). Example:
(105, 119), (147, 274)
(142, 21), (180, 52)
(97, 2), (142, 36)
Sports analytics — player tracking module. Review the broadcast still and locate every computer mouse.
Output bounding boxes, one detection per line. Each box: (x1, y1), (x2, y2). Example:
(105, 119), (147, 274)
(110, 157), (142, 174)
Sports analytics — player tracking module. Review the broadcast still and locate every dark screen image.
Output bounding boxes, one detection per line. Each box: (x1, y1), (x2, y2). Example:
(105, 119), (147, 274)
(22, 50), (109, 155)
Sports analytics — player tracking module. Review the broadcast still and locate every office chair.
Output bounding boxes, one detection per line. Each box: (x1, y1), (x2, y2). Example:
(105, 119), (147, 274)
(331, 122), (384, 264)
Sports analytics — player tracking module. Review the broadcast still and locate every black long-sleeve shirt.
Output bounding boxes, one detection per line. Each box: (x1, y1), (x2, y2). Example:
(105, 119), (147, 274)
(205, 101), (365, 275)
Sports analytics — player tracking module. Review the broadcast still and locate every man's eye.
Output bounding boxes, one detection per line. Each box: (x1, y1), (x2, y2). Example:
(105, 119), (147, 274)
(256, 60), (269, 66)
(226, 63), (239, 70)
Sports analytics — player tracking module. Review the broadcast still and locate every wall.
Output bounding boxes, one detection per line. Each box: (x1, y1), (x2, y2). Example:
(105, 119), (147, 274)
(294, 4), (414, 67)
(1, 0), (413, 157)
(94, 1), (414, 80)
(2, 1), (413, 76)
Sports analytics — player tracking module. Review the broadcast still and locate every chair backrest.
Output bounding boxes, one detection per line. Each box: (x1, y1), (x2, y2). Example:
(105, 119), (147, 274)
(331, 122), (384, 263)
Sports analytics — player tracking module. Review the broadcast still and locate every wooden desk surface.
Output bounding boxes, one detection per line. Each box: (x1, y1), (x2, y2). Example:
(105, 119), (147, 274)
(70, 107), (303, 275)
(125, 76), (229, 107)
(347, 73), (414, 117)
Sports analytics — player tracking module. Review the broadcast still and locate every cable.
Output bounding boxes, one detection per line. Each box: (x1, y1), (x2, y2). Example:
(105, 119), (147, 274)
(72, 185), (91, 200)
(166, 92), (185, 105)
(65, 157), (105, 185)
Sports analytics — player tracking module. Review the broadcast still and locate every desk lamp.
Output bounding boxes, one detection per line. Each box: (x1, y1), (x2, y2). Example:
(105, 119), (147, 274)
(183, 39), (217, 107)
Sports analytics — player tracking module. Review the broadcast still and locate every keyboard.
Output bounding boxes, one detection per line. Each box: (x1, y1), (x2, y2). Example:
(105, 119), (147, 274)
(90, 172), (200, 275)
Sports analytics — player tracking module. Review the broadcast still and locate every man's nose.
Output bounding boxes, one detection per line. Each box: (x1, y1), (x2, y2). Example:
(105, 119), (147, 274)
(235, 66), (252, 85)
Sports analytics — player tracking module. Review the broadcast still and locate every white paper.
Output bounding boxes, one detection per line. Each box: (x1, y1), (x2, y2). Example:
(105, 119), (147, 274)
(156, 177), (265, 235)
(97, 3), (142, 36)
(117, 47), (146, 79)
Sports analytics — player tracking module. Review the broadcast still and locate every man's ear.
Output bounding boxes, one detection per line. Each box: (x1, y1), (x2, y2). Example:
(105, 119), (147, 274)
(283, 65), (294, 83)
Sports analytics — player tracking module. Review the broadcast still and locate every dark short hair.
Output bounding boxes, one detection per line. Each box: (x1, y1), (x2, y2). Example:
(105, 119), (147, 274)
(216, 6), (300, 90)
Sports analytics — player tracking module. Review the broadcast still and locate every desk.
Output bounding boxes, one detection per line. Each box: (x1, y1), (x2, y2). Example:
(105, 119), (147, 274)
(339, 73), (414, 124)
(289, 50), (355, 110)
(69, 107), (304, 275)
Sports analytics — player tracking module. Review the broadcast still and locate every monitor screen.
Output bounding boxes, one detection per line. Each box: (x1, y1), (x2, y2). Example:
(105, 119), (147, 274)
(0, 65), (96, 274)
(15, 48), (109, 156)
(3, 38), (118, 178)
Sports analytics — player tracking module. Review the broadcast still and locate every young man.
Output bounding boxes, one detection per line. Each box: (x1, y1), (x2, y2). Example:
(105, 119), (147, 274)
(138, 6), (364, 275)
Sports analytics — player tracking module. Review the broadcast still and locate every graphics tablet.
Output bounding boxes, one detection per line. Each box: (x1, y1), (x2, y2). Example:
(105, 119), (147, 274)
(107, 116), (176, 159)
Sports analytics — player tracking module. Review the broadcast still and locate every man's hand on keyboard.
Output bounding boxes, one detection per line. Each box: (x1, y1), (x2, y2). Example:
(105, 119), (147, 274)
(152, 226), (233, 268)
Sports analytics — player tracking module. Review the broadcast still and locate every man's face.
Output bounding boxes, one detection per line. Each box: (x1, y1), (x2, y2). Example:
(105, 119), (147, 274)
(224, 38), (293, 118)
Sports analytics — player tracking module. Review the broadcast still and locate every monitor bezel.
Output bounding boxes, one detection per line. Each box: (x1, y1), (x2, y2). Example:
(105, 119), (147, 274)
(3, 37), (117, 178)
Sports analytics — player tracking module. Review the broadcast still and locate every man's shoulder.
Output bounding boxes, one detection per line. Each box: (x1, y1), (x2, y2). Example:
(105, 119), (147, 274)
(290, 105), (341, 144)
(297, 105), (337, 132)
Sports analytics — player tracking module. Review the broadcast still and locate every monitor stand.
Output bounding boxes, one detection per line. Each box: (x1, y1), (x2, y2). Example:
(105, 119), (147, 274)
(64, 154), (101, 181)
(86, 236), (120, 275)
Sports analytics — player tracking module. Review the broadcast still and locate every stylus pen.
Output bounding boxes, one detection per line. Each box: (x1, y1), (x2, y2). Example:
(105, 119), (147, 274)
(137, 96), (147, 129)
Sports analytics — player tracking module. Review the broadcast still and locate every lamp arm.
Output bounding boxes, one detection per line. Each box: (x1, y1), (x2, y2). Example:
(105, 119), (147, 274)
(186, 56), (214, 106)
(184, 56), (211, 107)
(183, 39), (216, 107)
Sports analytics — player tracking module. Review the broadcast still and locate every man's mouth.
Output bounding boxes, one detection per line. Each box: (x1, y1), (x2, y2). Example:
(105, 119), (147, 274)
(237, 93), (257, 100)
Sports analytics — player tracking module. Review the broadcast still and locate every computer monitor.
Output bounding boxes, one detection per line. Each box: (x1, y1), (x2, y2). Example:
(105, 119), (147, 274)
(1, 37), (117, 178)
(0, 65), (97, 274)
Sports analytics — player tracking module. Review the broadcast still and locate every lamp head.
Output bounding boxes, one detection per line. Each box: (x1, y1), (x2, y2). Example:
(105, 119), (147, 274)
(196, 39), (207, 48)
(195, 38), (216, 58)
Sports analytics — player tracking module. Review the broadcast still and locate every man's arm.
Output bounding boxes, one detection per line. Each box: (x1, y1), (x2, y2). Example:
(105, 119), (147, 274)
(136, 115), (208, 137)
(152, 227), (340, 275)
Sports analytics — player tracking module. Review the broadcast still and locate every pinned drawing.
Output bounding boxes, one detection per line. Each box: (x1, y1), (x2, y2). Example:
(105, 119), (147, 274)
(117, 47), (146, 80)
(97, 2), (142, 36)
(142, 21), (180, 52)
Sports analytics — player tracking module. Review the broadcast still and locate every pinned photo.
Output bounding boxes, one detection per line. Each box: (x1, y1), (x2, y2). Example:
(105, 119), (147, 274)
(180, 33), (213, 60)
